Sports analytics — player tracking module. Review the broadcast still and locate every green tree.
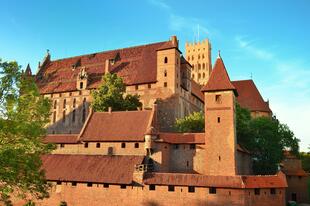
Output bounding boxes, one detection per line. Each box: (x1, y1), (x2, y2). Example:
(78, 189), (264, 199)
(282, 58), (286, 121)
(175, 111), (204, 132)
(174, 103), (300, 174)
(0, 59), (53, 205)
(300, 152), (310, 173)
(91, 73), (142, 112)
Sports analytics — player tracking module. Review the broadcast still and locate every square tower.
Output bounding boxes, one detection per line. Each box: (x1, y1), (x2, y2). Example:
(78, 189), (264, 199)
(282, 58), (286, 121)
(201, 54), (238, 176)
(185, 39), (212, 85)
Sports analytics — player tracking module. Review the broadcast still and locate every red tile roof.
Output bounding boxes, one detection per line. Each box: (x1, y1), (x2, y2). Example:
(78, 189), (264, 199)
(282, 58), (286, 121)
(80, 110), (154, 142)
(158, 133), (205, 144)
(36, 41), (174, 94)
(282, 169), (308, 176)
(144, 172), (287, 188)
(242, 172), (288, 188)
(41, 154), (144, 184)
(43, 134), (79, 144)
(232, 80), (271, 113)
(144, 173), (244, 188)
(201, 57), (237, 94)
(191, 79), (204, 101)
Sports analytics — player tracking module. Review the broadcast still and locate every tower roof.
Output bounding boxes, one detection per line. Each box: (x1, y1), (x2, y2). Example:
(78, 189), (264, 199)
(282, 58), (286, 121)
(25, 63), (32, 76)
(201, 56), (237, 95)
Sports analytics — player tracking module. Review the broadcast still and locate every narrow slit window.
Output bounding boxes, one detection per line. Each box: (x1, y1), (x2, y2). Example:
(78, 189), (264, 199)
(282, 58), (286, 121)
(164, 82), (167, 87)
(164, 57), (168, 64)
(80, 82), (84, 89)
(54, 100), (57, 109)
(53, 111), (56, 123)
(63, 99), (66, 108)
(72, 109), (76, 123)
(217, 117), (221, 123)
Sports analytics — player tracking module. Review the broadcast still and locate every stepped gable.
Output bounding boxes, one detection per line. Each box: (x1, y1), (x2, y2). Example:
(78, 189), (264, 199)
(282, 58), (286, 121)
(80, 110), (153, 142)
(43, 134), (79, 144)
(232, 80), (271, 113)
(41, 154), (144, 184)
(36, 41), (172, 94)
(201, 57), (237, 94)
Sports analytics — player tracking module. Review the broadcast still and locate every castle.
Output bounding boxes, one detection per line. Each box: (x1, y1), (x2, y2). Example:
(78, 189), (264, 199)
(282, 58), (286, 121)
(16, 36), (308, 205)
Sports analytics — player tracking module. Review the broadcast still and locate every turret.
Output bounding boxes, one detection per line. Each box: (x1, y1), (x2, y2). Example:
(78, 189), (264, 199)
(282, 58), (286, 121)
(201, 52), (238, 176)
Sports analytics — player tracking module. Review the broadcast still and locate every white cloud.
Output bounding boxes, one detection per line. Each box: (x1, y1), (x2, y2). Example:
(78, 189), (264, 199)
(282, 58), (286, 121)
(148, 0), (171, 10)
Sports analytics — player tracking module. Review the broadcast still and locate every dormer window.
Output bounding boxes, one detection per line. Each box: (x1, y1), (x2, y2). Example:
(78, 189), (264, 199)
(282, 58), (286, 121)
(164, 57), (168, 64)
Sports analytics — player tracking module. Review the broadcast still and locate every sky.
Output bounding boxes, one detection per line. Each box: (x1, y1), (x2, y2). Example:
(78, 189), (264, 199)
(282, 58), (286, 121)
(0, 0), (309, 151)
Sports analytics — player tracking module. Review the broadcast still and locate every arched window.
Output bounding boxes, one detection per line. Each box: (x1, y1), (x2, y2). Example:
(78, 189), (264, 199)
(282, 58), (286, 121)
(164, 57), (168, 64)
(198, 73), (201, 79)
(63, 99), (66, 109)
(198, 64), (201, 71)
(72, 109), (76, 123)
(202, 54), (205, 59)
(62, 110), (66, 123)
(203, 63), (205, 69)
(203, 73), (205, 78)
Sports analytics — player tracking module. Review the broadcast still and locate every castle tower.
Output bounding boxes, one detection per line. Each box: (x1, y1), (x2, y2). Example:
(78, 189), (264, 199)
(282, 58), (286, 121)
(185, 39), (212, 85)
(201, 53), (238, 176)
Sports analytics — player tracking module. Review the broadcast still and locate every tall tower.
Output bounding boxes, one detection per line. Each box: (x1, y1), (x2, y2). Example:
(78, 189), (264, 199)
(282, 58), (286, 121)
(185, 39), (212, 85)
(201, 54), (238, 176)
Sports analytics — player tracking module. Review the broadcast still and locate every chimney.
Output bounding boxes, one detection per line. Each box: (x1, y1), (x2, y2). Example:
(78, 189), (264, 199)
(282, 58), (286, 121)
(105, 59), (110, 74)
(170, 35), (178, 48)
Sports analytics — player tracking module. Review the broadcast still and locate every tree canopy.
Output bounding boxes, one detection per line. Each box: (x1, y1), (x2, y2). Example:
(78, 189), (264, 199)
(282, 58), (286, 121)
(91, 73), (142, 112)
(175, 111), (204, 133)
(0, 59), (53, 205)
(174, 103), (300, 174)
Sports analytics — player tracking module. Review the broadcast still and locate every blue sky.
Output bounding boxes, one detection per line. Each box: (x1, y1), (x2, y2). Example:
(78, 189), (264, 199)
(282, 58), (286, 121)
(0, 0), (309, 151)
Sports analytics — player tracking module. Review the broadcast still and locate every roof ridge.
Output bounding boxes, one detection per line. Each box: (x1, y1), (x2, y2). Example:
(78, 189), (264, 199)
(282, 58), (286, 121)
(50, 41), (169, 63)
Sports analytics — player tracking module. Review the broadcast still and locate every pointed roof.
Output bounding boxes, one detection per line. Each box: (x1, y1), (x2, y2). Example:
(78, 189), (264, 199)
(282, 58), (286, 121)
(25, 64), (32, 76)
(201, 56), (237, 95)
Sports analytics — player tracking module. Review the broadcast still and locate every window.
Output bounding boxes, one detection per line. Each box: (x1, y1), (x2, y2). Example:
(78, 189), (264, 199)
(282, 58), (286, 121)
(270, 188), (276, 195)
(87, 182), (93, 187)
(190, 144), (196, 149)
(164, 82), (167, 87)
(104, 183), (109, 188)
(60, 144), (65, 148)
(62, 111), (66, 123)
(254, 188), (260, 195)
(82, 108), (86, 123)
(209, 187), (216, 194)
(219, 156), (221, 161)
(291, 193), (297, 201)
(71, 182), (77, 186)
(168, 185), (175, 192)
(135, 85), (139, 90)
(63, 99), (66, 108)
(121, 143), (126, 148)
(164, 57), (168, 63)
(217, 117), (221, 123)
(84, 142), (88, 148)
(53, 111), (56, 123)
(164, 70), (167, 77)
(54, 100), (57, 109)
(69, 92), (72, 96)
(215, 95), (222, 103)
(186, 161), (189, 167)
(173, 144), (179, 149)
(120, 184), (126, 189)
(57, 181), (61, 185)
(148, 84), (151, 89)
(80, 82), (84, 89)
(72, 109), (76, 123)
(149, 185), (156, 191)
(134, 143), (139, 148)
(188, 186), (195, 193)
(73, 98), (76, 108)
(203, 63), (205, 69)
(96, 143), (100, 148)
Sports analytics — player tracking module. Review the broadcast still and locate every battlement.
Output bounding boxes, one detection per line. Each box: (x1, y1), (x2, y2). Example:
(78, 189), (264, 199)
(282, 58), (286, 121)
(185, 39), (211, 48)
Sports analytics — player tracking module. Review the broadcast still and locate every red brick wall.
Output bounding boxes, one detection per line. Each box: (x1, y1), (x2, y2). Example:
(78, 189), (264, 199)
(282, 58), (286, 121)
(12, 183), (286, 206)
